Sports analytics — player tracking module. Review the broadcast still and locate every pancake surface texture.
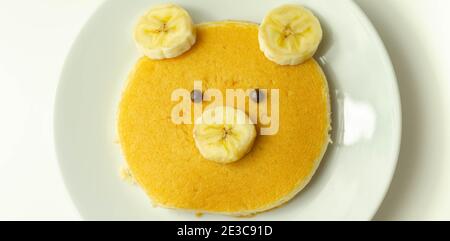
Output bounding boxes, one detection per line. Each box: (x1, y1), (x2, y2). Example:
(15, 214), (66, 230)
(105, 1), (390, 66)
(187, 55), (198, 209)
(118, 21), (331, 215)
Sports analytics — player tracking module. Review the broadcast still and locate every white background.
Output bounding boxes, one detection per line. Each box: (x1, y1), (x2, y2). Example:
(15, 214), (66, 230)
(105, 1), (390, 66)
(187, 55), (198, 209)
(0, 0), (449, 220)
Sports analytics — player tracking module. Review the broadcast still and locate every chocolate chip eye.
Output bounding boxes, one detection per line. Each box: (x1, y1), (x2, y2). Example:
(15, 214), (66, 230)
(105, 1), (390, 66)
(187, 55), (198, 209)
(250, 89), (265, 103)
(190, 90), (203, 103)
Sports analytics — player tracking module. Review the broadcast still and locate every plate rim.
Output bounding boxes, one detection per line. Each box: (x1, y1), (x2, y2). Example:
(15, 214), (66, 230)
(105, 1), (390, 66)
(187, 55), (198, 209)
(345, 0), (402, 220)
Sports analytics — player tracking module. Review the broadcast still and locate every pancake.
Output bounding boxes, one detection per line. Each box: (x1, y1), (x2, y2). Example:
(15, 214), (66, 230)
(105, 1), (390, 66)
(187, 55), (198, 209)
(118, 21), (331, 216)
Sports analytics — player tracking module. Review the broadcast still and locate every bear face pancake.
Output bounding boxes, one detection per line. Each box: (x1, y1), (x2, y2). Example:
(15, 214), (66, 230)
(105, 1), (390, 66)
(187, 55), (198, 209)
(118, 22), (330, 215)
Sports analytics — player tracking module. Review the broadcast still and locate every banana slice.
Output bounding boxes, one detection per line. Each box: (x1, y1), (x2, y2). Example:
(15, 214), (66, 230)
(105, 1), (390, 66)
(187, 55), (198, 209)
(134, 3), (196, 59)
(259, 4), (323, 65)
(193, 106), (257, 164)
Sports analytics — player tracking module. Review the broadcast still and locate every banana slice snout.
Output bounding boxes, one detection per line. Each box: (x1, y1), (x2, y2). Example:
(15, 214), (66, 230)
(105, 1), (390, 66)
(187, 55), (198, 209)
(193, 106), (257, 164)
(134, 3), (197, 59)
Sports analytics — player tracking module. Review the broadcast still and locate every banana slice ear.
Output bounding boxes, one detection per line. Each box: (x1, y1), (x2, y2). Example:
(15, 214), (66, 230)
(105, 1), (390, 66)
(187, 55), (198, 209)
(133, 3), (197, 60)
(258, 4), (323, 65)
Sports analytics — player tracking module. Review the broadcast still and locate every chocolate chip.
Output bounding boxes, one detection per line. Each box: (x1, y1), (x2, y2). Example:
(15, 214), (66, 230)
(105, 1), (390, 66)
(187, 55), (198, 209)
(190, 90), (203, 103)
(250, 89), (265, 103)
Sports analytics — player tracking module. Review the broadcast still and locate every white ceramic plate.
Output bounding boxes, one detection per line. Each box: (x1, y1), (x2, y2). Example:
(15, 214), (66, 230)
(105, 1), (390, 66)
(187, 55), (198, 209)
(55, 0), (401, 220)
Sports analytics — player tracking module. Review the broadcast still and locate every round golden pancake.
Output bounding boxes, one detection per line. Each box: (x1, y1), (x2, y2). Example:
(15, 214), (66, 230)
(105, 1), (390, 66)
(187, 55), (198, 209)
(118, 21), (331, 215)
